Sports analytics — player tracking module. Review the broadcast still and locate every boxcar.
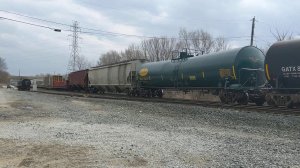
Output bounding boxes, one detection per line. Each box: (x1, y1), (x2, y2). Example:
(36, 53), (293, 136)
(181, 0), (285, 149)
(68, 69), (88, 91)
(88, 59), (146, 93)
(43, 75), (67, 89)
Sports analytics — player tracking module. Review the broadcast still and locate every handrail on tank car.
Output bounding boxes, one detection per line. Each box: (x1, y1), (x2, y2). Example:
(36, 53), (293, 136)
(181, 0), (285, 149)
(171, 48), (201, 62)
(238, 68), (264, 88)
(240, 68), (264, 71)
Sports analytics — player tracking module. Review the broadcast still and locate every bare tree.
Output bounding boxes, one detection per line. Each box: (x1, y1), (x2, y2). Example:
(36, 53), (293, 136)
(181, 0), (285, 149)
(159, 37), (177, 60)
(140, 40), (149, 60)
(189, 30), (214, 54)
(0, 57), (7, 71)
(120, 44), (145, 61)
(178, 28), (191, 49)
(147, 38), (161, 61)
(140, 37), (176, 62)
(76, 55), (91, 70)
(0, 57), (9, 83)
(271, 29), (293, 41)
(262, 29), (294, 53)
(0, 70), (9, 83)
(97, 50), (121, 65)
(199, 30), (214, 53)
(213, 37), (230, 52)
(97, 28), (230, 65)
(177, 28), (227, 54)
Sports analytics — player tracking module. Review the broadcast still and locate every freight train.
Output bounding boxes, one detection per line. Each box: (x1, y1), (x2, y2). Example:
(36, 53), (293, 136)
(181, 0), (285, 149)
(39, 46), (267, 106)
(35, 39), (300, 108)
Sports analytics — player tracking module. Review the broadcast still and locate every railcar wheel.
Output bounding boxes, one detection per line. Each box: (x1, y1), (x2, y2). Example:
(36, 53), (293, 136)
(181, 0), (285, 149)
(237, 92), (249, 105)
(157, 90), (163, 98)
(286, 101), (294, 108)
(219, 90), (228, 104)
(255, 100), (265, 106)
(126, 89), (131, 96)
(265, 94), (277, 107)
(219, 96), (227, 103)
(237, 99), (248, 105)
(267, 100), (277, 107)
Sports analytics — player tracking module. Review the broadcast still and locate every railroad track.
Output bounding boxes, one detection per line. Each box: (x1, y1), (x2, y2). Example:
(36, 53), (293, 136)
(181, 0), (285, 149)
(35, 89), (300, 116)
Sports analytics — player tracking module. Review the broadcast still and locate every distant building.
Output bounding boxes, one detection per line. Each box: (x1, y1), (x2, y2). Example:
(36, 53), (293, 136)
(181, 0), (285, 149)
(9, 76), (42, 86)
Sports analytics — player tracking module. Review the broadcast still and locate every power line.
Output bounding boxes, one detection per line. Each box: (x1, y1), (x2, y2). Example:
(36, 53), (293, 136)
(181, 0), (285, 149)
(0, 9), (70, 27)
(0, 14), (161, 38)
(0, 10), (151, 36)
(0, 10), (253, 40)
(79, 29), (251, 40)
(0, 10), (250, 40)
(0, 16), (61, 31)
(0, 9), (248, 25)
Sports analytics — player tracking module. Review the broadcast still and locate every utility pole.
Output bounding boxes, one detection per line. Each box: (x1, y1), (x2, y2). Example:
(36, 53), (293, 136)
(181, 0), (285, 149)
(68, 21), (80, 72)
(250, 16), (255, 46)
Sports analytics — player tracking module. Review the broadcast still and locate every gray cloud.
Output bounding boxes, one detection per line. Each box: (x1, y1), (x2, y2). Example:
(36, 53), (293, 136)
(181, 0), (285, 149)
(0, 0), (299, 75)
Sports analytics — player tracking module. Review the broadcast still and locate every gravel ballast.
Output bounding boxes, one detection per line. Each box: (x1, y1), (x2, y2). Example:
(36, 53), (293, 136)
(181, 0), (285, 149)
(0, 88), (299, 167)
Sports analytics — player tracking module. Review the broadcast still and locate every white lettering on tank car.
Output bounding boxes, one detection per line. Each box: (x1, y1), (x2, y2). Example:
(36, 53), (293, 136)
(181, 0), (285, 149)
(281, 66), (298, 72)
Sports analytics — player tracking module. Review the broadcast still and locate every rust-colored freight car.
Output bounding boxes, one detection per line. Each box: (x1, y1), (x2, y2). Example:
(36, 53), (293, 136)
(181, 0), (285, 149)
(43, 75), (67, 89)
(68, 69), (88, 91)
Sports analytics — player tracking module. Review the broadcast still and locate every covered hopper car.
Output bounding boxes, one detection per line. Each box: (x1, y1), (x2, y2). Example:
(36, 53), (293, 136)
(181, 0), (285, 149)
(88, 59), (146, 93)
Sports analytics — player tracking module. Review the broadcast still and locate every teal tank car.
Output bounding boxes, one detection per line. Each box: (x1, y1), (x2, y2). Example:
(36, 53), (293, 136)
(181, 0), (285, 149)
(136, 47), (266, 105)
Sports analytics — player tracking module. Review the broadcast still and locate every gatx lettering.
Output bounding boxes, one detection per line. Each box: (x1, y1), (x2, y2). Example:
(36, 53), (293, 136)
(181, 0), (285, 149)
(281, 66), (300, 72)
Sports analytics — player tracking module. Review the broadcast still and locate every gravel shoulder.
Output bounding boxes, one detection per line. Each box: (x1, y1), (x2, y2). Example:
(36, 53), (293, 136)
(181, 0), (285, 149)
(0, 88), (300, 167)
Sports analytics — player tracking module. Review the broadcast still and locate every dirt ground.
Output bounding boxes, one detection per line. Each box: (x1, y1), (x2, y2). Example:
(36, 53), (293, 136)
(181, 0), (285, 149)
(0, 89), (96, 167)
(0, 88), (300, 168)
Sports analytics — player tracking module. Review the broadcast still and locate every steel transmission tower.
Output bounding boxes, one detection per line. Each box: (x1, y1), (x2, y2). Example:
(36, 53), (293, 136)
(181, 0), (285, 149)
(68, 21), (80, 71)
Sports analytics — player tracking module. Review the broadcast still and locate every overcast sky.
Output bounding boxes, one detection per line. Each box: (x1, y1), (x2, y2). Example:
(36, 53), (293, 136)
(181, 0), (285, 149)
(0, 0), (299, 76)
